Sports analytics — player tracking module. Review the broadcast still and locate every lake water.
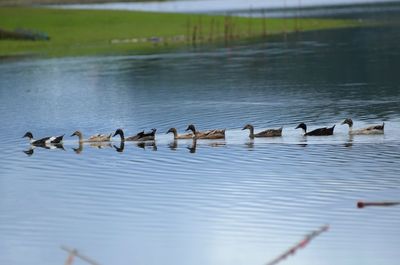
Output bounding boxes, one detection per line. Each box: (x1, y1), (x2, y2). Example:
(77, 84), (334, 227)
(1, 6), (400, 265)
(56, 0), (400, 15)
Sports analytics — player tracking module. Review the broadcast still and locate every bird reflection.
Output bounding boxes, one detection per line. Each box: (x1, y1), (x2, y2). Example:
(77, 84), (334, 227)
(136, 141), (157, 151)
(113, 142), (125, 153)
(187, 139), (197, 153)
(344, 135), (354, 148)
(72, 142), (112, 154)
(72, 142), (83, 154)
(23, 148), (34, 156)
(23, 143), (65, 156)
(208, 142), (226, 147)
(186, 140), (227, 153)
(245, 139), (255, 149)
(297, 137), (308, 147)
(168, 140), (178, 150)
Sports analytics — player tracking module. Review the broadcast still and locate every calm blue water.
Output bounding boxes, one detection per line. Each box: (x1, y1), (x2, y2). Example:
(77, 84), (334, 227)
(1, 9), (400, 265)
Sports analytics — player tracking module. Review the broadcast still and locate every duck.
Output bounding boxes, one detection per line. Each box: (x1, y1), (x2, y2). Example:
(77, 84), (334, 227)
(70, 130), (112, 142)
(185, 124), (225, 139)
(112, 128), (144, 141)
(113, 128), (156, 141)
(139, 128), (157, 141)
(242, 124), (283, 138)
(295, 123), (335, 136)
(166, 127), (193, 139)
(23, 131), (64, 145)
(341, 118), (384, 135)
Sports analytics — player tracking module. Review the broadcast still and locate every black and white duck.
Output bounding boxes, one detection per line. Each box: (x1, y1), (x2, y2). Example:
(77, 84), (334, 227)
(139, 128), (157, 141)
(23, 131), (64, 146)
(113, 128), (156, 141)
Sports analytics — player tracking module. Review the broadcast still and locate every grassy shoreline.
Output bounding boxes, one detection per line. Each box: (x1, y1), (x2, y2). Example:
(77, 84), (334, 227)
(0, 7), (363, 57)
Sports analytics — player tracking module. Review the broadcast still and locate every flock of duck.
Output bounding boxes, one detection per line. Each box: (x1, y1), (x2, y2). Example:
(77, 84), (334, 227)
(23, 118), (385, 149)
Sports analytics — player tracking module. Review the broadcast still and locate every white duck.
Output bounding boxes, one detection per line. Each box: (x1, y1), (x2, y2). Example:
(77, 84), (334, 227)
(71, 130), (112, 142)
(341, 118), (384, 135)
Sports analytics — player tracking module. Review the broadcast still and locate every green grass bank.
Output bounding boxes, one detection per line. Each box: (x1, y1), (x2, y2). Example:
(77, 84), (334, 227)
(0, 7), (362, 57)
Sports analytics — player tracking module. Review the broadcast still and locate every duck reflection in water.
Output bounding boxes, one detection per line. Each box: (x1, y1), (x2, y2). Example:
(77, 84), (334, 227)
(344, 135), (354, 148)
(23, 148), (34, 156)
(136, 141), (157, 151)
(113, 141), (125, 153)
(168, 140), (178, 150)
(208, 142), (226, 148)
(186, 139), (226, 153)
(24, 143), (65, 156)
(297, 137), (308, 147)
(72, 142), (112, 154)
(187, 139), (197, 153)
(245, 139), (255, 149)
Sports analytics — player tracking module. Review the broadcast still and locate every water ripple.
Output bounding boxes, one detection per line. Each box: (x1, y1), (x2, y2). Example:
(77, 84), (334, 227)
(2, 18), (400, 265)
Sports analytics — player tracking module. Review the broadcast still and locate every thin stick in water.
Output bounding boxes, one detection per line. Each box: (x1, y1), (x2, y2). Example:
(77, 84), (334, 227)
(266, 225), (329, 265)
(61, 245), (101, 265)
(357, 201), (400, 208)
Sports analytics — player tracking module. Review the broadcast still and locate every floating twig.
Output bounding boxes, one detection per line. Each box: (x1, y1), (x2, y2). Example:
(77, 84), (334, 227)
(61, 245), (101, 265)
(266, 225), (329, 265)
(357, 201), (400, 208)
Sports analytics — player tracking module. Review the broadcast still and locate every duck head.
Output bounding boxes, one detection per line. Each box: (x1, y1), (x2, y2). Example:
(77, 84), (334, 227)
(242, 124), (253, 130)
(23, 132), (33, 139)
(113, 128), (124, 138)
(166, 128), (177, 134)
(295, 123), (307, 133)
(70, 130), (82, 137)
(341, 118), (353, 127)
(185, 124), (196, 133)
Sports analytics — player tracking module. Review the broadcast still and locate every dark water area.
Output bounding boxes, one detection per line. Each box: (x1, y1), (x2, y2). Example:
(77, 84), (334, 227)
(1, 6), (400, 265)
(235, 1), (400, 19)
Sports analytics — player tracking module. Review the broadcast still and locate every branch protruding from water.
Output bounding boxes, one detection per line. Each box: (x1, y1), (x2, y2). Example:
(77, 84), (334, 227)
(266, 224), (329, 265)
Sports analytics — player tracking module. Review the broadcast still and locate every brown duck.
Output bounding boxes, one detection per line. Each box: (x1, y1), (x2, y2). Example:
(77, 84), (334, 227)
(185, 124), (225, 139)
(166, 128), (193, 139)
(242, 124), (282, 138)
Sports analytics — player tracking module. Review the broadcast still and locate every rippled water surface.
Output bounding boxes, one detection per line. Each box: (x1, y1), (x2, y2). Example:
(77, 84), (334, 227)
(58, 0), (400, 14)
(1, 9), (400, 265)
